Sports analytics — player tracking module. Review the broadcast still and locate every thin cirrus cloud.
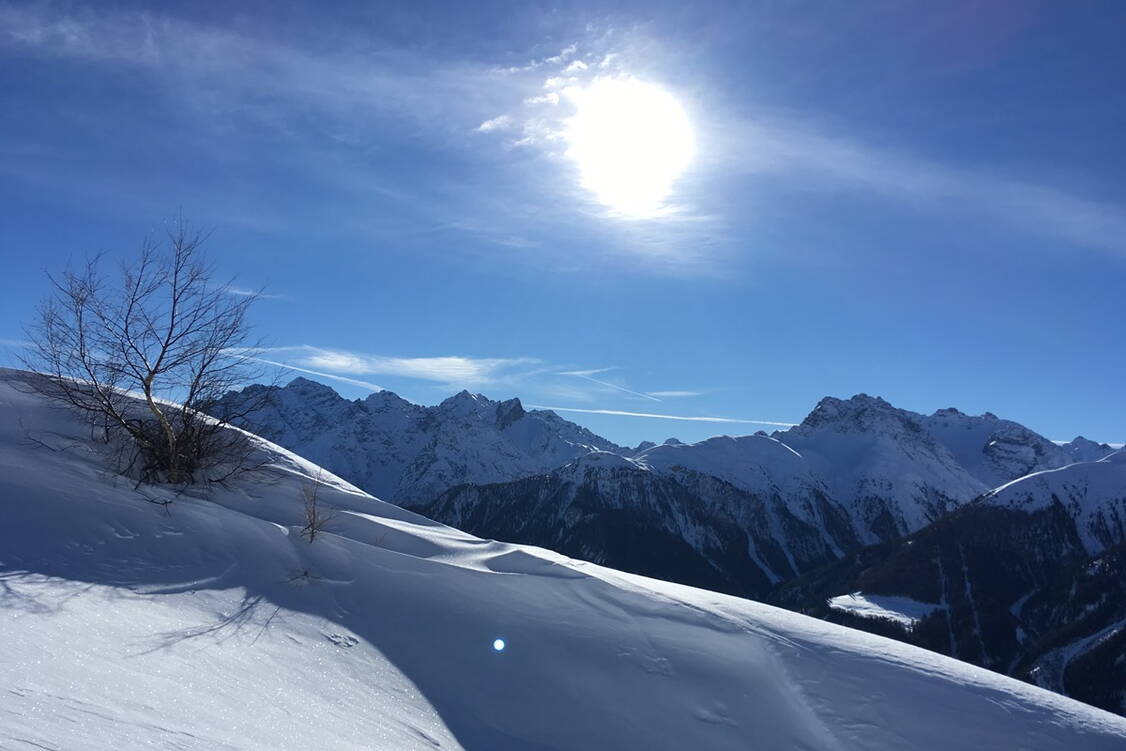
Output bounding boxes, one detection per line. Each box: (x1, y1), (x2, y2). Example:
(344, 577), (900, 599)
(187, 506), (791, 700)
(0, 4), (510, 146)
(725, 119), (1126, 257)
(529, 405), (797, 427)
(255, 346), (542, 387)
(476, 115), (514, 133)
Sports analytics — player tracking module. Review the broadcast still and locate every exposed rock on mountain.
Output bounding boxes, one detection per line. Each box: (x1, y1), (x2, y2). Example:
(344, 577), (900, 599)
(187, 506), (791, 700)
(420, 442), (859, 598)
(775, 395), (985, 542)
(222, 378), (623, 504)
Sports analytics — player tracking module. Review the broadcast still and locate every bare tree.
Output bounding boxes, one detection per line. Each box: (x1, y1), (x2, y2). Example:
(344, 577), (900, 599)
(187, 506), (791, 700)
(301, 471), (333, 542)
(22, 220), (271, 486)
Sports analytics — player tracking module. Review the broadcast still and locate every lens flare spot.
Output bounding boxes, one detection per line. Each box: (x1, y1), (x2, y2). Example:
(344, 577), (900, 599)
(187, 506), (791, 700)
(493, 638), (506, 652)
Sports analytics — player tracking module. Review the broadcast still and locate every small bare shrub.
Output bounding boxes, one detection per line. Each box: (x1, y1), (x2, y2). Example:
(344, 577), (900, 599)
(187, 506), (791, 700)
(301, 471), (333, 542)
(22, 219), (271, 486)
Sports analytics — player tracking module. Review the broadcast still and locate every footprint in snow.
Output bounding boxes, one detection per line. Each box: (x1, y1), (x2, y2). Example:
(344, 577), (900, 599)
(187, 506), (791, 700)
(325, 632), (359, 648)
(692, 702), (737, 727)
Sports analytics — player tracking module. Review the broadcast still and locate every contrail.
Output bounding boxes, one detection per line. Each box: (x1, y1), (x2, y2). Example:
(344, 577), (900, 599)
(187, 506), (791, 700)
(557, 369), (663, 402)
(529, 405), (797, 427)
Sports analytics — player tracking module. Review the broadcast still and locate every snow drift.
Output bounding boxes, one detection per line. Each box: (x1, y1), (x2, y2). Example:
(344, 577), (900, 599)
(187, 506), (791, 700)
(2, 370), (1124, 750)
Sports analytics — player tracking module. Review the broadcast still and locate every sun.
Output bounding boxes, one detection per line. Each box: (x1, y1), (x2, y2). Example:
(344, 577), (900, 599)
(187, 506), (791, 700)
(564, 78), (695, 218)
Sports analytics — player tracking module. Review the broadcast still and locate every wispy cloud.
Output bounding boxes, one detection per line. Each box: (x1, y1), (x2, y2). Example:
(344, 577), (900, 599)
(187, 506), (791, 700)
(530, 405), (797, 426)
(723, 119), (1126, 256)
(0, 4), (511, 145)
(495, 44), (578, 74)
(476, 115), (514, 133)
(249, 345), (541, 387)
(646, 390), (702, 398)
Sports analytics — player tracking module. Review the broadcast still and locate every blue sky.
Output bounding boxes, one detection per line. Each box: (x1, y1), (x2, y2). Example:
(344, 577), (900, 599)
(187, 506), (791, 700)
(2, 0), (1124, 447)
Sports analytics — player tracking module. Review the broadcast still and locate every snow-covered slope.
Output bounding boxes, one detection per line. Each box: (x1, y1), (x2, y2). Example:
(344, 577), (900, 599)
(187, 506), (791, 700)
(223, 377), (623, 504)
(635, 433), (818, 499)
(636, 434), (857, 570)
(922, 407), (1077, 488)
(4, 371), (1125, 749)
(985, 449), (1126, 554)
(775, 395), (987, 542)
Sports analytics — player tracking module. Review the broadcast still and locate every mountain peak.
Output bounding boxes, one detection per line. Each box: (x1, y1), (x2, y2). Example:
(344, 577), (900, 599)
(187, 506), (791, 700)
(438, 389), (493, 414)
(284, 376), (341, 398)
(1104, 448), (1126, 464)
(798, 393), (908, 433)
(363, 389), (413, 411)
(495, 397), (525, 429)
(932, 407), (966, 418)
(559, 450), (645, 476)
(1067, 436), (1118, 463)
(1069, 435), (1110, 449)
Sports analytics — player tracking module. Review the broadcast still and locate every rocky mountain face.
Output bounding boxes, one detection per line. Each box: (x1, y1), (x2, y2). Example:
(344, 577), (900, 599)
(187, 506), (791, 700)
(224, 379), (1110, 592)
(221, 377), (623, 505)
(1063, 435), (1118, 463)
(773, 395), (987, 543)
(423, 443), (859, 599)
(922, 407), (1096, 487)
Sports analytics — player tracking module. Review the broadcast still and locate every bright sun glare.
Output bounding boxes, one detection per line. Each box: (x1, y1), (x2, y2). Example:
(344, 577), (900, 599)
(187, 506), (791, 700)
(565, 78), (695, 218)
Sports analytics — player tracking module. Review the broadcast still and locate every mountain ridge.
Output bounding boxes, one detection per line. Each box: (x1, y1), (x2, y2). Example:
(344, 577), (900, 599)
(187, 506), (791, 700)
(221, 377), (1126, 713)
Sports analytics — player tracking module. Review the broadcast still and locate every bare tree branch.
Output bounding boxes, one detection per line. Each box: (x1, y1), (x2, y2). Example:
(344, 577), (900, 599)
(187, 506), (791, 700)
(21, 219), (275, 488)
(301, 470), (333, 543)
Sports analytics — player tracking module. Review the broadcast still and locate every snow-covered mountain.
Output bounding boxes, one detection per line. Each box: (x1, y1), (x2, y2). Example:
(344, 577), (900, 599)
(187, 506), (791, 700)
(1060, 436), (1118, 463)
(775, 450), (1126, 716)
(227, 381), (1093, 548)
(222, 377), (623, 504)
(4, 369), (1126, 749)
(985, 449), (1126, 554)
(419, 394), (1112, 601)
(421, 441), (858, 597)
(774, 395), (986, 542)
(922, 407), (1080, 488)
(417, 391), (1113, 600)
(228, 380), (1117, 595)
